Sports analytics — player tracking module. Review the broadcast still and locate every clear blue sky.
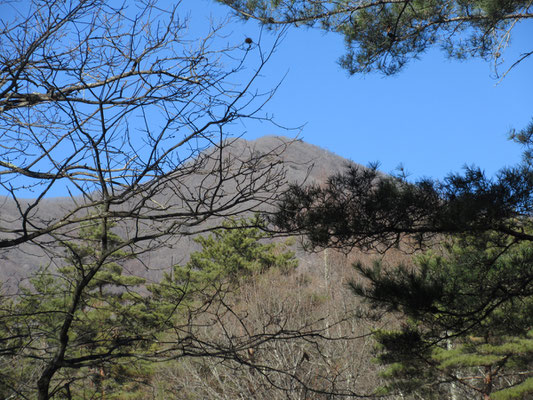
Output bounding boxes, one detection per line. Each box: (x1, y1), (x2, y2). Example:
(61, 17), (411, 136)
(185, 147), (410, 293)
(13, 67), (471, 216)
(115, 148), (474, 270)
(183, 0), (533, 181)
(3, 0), (532, 196)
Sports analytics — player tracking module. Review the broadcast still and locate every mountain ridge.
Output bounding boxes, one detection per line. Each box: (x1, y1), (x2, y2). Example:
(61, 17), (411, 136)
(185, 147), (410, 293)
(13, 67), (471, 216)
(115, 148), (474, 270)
(0, 136), (358, 290)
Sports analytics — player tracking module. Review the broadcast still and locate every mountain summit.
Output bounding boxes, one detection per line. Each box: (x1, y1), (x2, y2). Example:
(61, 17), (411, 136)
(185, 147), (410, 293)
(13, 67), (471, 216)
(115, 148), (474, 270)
(0, 136), (355, 289)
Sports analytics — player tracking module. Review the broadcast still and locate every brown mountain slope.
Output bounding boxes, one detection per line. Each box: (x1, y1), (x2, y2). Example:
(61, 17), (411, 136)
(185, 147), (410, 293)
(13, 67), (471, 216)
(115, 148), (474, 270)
(0, 136), (357, 289)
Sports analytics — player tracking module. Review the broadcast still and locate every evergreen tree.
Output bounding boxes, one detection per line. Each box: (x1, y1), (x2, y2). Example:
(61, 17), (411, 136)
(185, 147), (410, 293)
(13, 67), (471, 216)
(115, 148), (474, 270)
(0, 219), (158, 399)
(273, 161), (533, 251)
(0, 217), (300, 398)
(352, 234), (533, 399)
(218, 0), (533, 75)
(150, 217), (297, 311)
(270, 136), (533, 400)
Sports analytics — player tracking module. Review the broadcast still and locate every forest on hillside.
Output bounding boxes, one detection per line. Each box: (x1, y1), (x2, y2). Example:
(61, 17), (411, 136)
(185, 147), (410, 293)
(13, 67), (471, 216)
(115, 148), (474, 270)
(0, 1), (532, 399)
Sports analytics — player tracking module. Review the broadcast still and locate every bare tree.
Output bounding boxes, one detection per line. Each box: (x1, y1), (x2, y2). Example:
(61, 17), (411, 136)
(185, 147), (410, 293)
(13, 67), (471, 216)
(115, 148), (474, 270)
(150, 251), (387, 400)
(0, 1), (305, 398)
(0, 0), (288, 249)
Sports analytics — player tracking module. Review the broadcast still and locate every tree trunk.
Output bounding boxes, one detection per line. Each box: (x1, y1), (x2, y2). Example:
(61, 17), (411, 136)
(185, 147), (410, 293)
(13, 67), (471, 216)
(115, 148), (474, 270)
(483, 366), (493, 400)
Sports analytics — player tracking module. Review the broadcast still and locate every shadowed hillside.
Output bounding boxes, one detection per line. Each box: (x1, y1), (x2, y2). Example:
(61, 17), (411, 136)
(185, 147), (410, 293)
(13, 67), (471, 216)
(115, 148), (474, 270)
(0, 136), (356, 290)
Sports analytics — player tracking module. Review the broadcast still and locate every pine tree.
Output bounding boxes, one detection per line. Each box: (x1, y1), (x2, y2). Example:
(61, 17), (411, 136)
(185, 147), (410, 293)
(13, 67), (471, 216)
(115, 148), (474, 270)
(150, 216), (297, 310)
(0, 217), (303, 399)
(352, 234), (533, 399)
(219, 0), (533, 75)
(0, 219), (158, 399)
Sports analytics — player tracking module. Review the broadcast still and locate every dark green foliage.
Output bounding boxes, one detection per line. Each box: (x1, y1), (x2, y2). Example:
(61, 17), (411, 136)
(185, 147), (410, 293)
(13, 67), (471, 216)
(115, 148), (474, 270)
(271, 131), (533, 399)
(510, 118), (533, 165)
(274, 163), (533, 251)
(218, 0), (533, 74)
(178, 216), (297, 280)
(0, 219), (156, 399)
(217, 2), (533, 398)
(150, 217), (297, 306)
(353, 235), (533, 398)
(0, 217), (298, 398)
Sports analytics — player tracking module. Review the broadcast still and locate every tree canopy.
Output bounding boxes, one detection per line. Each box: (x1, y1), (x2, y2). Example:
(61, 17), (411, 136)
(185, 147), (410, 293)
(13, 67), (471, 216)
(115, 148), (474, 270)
(1, 0), (532, 398)
(212, 2), (533, 399)
(353, 233), (533, 399)
(218, 0), (533, 74)
(273, 162), (533, 251)
(0, 1), (302, 398)
(1, 217), (353, 399)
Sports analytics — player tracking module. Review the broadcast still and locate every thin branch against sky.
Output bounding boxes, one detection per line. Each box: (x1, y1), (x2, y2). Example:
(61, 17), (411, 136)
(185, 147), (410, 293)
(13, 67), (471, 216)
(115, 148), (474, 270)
(184, 0), (533, 180)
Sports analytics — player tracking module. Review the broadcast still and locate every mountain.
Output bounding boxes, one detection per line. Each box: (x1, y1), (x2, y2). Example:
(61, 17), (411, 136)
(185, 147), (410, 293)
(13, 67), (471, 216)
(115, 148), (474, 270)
(0, 136), (356, 290)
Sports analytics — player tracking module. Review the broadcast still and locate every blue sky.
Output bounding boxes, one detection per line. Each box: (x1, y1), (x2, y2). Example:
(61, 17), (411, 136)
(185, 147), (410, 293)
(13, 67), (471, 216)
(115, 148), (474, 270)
(183, 0), (533, 181)
(2, 0), (532, 199)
